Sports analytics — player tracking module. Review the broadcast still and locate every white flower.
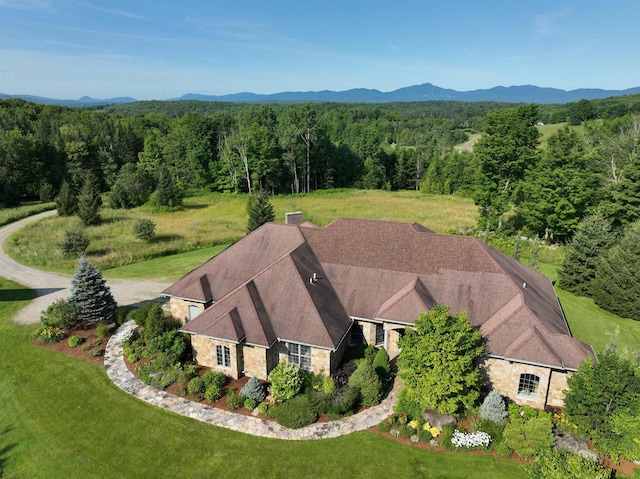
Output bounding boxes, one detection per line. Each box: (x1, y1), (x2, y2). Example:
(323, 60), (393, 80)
(451, 430), (491, 448)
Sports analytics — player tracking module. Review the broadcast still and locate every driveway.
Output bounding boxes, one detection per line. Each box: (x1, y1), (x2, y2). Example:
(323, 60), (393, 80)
(1, 210), (170, 324)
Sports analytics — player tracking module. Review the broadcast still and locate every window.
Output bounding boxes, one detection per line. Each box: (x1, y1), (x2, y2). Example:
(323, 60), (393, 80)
(288, 343), (312, 371)
(350, 324), (364, 345)
(375, 324), (385, 346)
(188, 305), (201, 321)
(518, 373), (540, 397)
(216, 345), (231, 368)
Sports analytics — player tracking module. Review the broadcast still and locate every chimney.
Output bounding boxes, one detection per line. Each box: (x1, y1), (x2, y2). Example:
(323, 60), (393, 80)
(285, 211), (303, 225)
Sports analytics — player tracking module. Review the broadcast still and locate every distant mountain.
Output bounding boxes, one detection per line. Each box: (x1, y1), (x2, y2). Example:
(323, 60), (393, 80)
(0, 93), (137, 106)
(2, 83), (639, 106)
(174, 84), (640, 104)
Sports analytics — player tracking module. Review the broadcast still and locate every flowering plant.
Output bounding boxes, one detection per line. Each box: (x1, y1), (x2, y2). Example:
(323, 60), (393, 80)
(451, 430), (491, 448)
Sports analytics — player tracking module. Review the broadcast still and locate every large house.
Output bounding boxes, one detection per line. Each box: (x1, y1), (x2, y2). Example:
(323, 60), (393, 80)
(162, 214), (595, 409)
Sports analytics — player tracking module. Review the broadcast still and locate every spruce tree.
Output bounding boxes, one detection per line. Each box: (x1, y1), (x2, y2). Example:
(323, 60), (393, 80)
(150, 167), (183, 209)
(592, 221), (640, 319)
(479, 389), (508, 424)
(246, 190), (275, 233)
(55, 180), (77, 216)
(77, 173), (102, 226)
(558, 214), (614, 296)
(70, 257), (117, 324)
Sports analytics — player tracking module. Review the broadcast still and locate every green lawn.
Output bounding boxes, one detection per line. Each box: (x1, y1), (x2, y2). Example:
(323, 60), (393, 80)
(536, 122), (586, 147)
(0, 277), (524, 479)
(0, 202), (55, 227)
(538, 263), (640, 354)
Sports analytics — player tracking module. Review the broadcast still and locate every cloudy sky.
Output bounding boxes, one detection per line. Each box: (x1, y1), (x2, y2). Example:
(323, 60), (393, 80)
(1, 0), (639, 100)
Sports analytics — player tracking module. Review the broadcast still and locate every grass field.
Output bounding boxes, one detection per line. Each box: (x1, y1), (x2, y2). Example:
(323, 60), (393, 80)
(536, 122), (586, 146)
(0, 277), (525, 479)
(5, 189), (478, 274)
(0, 202), (55, 227)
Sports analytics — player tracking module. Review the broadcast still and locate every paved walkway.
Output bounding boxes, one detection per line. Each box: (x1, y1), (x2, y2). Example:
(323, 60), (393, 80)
(105, 321), (399, 440)
(0, 210), (170, 324)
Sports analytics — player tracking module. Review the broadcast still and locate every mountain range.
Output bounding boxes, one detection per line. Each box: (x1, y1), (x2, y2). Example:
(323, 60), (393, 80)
(2, 83), (639, 106)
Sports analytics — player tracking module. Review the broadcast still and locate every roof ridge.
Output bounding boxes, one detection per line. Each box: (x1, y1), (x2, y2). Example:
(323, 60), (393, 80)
(376, 277), (435, 318)
(245, 280), (277, 346)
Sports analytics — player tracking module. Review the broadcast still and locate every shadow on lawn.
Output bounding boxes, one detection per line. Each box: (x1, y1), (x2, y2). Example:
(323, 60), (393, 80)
(0, 427), (17, 474)
(0, 289), (38, 302)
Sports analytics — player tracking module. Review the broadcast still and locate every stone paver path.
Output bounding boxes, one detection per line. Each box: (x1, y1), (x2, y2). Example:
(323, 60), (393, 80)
(106, 321), (399, 440)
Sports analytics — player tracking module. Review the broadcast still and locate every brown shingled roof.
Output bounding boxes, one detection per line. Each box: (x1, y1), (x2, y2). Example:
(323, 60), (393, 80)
(168, 218), (594, 370)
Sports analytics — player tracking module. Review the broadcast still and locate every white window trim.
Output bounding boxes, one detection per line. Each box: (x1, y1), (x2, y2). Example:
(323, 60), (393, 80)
(215, 344), (231, 368)
(287, 342), (312, 371)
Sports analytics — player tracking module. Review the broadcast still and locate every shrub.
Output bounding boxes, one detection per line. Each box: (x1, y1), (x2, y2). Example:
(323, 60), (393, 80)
(400, 425), (414, 438)
(275, 396), (318, 429)
(364, 344), (378, 364)
(147, 330), (188, 361)
(89, 347), (104, 357)
(130, 302), (156, 328)
(188, 376), (205, 394)
(348, 360), (383, 407)
(508, 403), (537, 421)
(244, 398), (257, 410)
(202, 370), (226, 390)
(503, 413), (554, 458)
(177, 364), (198, 385)
(204, 385), (223, 402)
(133, 218), (156, 241)
(495, 441), (512, 458)
(268, 361), (303, 401)
(377, 421), (391, 432)
(441, 425), (455, 451)
(257, 402), (269, 415)
(332, 360), (357, 386)
(480, 390), (508, 424)
(372, 346), (391, 379)
(478, 419), (505, 447)
(240, 376), (267, 403)
(95, 323), (110, 338)
(394, 389), (423, 420)
(67, 335), (84, 347)
(226, 388), (244, 409)
(40, 298), (77, 332)
(135, 353), (180, 389)
(34, 326), (66, 343)
(525, 450), (613, 479)
(60, 228), (90, 258)
(326, 410), (341, 421)
(327, 385), (359, 414)
(419, 429), (433, 443)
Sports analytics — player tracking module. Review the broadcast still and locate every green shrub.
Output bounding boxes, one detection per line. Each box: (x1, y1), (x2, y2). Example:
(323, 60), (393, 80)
(525, 450), (613, 479)
(147, 330), (188, 361)
(257, 402), (269, 415)
(268, 361), (304, 401)
(188, 376), (205, 394)
(177, 364), (198, 385)
(508, 403), (537, 421)
(135, 353), (180, 389)
(204, 385), (222, 402)
(377, 421), (391, 432)
(372, 346), (391, 379)
(34, 326), (66, 344)
(419, 429), (433, 443)
(348, 360), (383, 407)
(400, 425), (414, 438)
(202, 370), (226, 390)
(95, 323), (110, 338)
(495, 441), (512, 458)
(240, 376), (267, 403)
(67, 335), (84, 347)
(394, 389), (423, 420)
(133, 218), (156, 241)
(144, 303), (167, 344)
(478, 419), (506, 447)
(441, 425), (455, 451)
(226, 388), (244, 409)
(364, 344), (378, 364)
(130, 302), (156, 328)
(60, 228), (90, 258)
(503, 413), (554, 458)
(275, 396), (318, 429)
(89, 347), (104, 357)
(327, 386), (359, 414)
(326, 410), (341, 421)
(40, 298), (77, 331)
(244, 398), (257, 410)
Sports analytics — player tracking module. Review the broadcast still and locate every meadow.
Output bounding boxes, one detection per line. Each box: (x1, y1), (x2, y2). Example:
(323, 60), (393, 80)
(5, 189), (478, 274)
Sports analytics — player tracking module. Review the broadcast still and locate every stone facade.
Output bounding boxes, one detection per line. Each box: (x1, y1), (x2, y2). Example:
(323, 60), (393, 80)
(169, 298), (206, 326)
(242, 344), (270, 380)
(190, 335), (243, 379)
(483, 357), (571, 409)
(273, 341), (333, 376)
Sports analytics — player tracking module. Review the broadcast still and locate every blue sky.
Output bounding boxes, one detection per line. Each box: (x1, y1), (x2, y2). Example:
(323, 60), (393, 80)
(1, 0), (639, 100)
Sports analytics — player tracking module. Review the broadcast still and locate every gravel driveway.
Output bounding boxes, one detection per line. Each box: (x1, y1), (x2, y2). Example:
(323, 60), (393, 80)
(1, 210), (170, 324)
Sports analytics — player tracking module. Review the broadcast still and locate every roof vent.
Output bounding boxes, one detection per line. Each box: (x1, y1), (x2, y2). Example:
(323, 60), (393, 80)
(522, 282), (527, 289)
(309, 272), (318, 284)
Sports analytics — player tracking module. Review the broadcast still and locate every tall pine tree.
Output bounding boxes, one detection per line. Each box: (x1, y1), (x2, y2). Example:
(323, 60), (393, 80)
(77, 172), (102, 226)
(70, 257), (117, 324)
(55, 180), (77, 217)
(246, 190), (275, 233)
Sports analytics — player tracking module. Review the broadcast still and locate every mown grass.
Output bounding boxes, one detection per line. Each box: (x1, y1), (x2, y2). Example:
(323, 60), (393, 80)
(0, 277), (524, 479)
(538, 263), (640, 355)
(0, 202), (56, 227)
(536, 122), (585, 146)
(5, 189), (477, 274)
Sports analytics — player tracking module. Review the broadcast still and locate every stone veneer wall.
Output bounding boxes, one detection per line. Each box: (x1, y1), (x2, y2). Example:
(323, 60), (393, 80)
(483, 357), (571, 409)
(190, 335), (242, 379)
(169, 298), (205, 326)
(272, 341), (332, 375)
(242, 344), (269, 380)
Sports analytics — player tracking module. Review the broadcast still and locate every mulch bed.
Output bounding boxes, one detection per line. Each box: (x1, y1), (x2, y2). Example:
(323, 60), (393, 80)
(32, 325), (107, 367)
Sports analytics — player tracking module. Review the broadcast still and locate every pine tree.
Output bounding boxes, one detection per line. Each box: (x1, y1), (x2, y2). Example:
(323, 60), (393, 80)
(70, 257), (117, 324)
(592, 221), (640, 319)
(77, 173), (102, 226)
(150, 167), (184, 209)
(246, 190), (275, 233)
(558, 214), (614, 296)
(55, 180), (77, 217)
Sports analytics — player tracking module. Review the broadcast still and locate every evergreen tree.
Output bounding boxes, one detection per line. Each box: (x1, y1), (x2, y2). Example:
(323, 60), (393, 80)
(55, 180), (77, 216)
(77, 172), (102, 226)
(479, 389), (508, 424)
(528, 236), (540, 270)
(397, 305), (486, 416)
(70, 257), (117, 324)
(558, 214), (614, 296)
(592, 221), (640, 319)
(246, 190), (275, 233)
(150, 167), (184, 209)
